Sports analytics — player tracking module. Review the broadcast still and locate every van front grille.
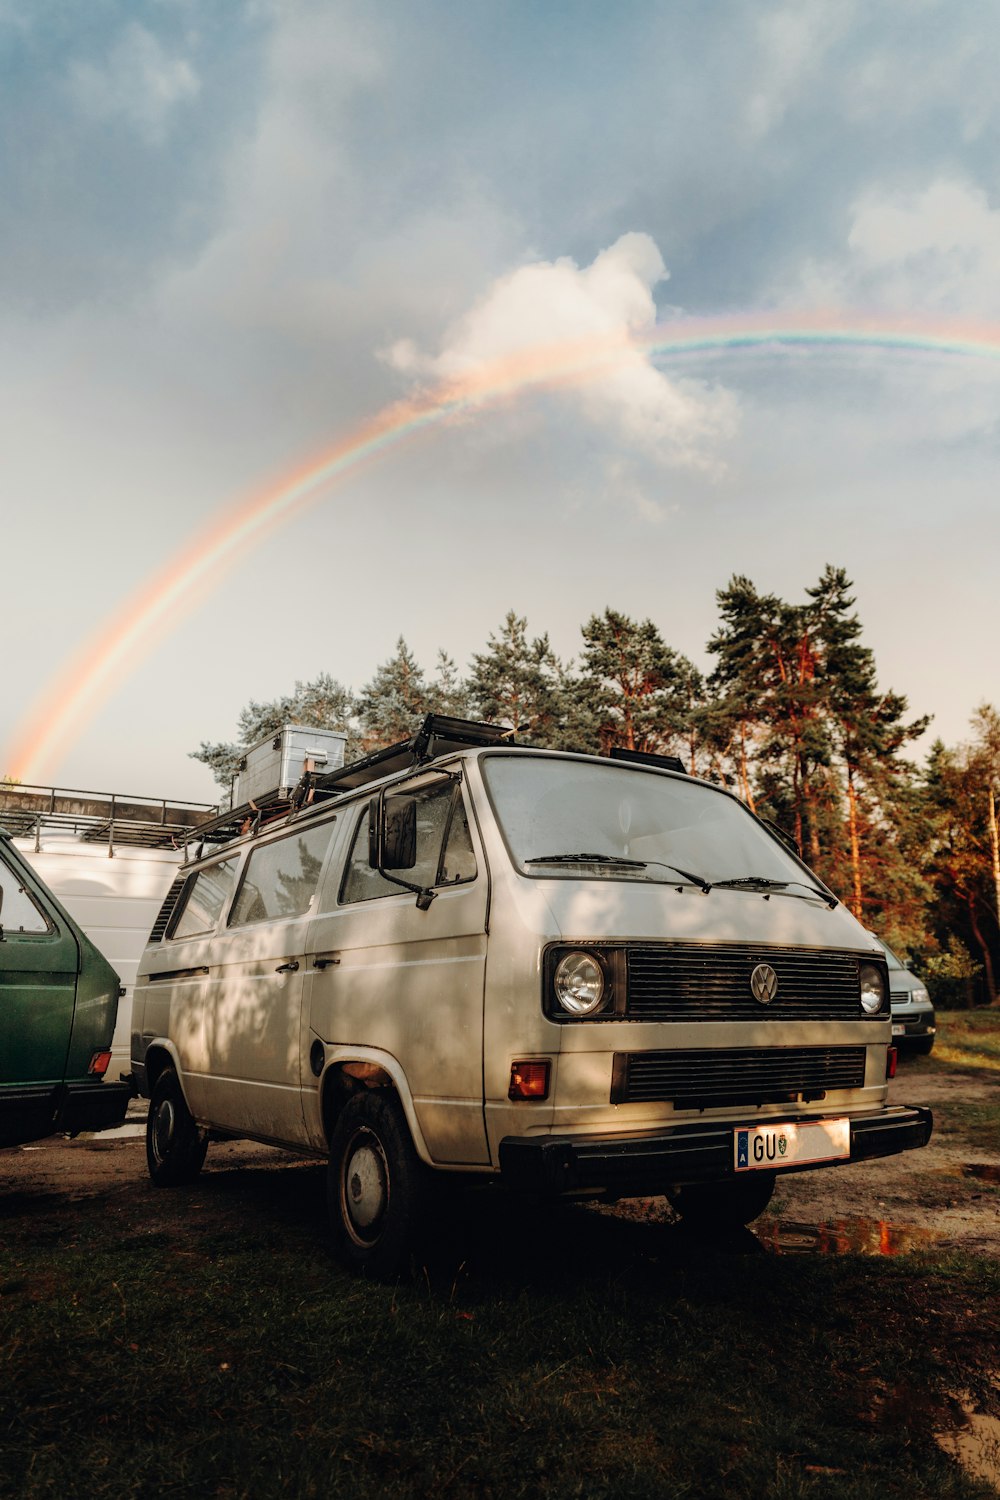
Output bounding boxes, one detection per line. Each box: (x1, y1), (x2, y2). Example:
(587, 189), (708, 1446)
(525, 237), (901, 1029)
(627, 945), (862, 1022)
(612, 1046), (867, 1108)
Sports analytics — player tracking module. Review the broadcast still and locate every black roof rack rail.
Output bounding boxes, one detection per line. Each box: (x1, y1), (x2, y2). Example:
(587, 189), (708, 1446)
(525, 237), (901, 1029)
(180, 716), (518, 857)
(310, 714), (516, 798)
(609, 746), (685, 774)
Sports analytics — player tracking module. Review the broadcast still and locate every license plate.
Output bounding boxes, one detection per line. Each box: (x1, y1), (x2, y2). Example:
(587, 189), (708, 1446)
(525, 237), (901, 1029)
(891, 1023), (905, 1036)
(734, 1119), (850, 1172)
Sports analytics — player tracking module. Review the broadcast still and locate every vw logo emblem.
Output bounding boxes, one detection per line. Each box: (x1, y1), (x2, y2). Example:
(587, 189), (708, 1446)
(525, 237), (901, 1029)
(750, 962), (779, 1004)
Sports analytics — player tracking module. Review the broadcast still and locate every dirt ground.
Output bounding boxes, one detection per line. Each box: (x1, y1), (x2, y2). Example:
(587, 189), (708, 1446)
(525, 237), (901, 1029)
(1, 1061), (997, 1259)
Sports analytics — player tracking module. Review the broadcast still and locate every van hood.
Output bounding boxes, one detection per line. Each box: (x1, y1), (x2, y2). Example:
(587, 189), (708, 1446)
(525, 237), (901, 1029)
(530, 876), (876, 953)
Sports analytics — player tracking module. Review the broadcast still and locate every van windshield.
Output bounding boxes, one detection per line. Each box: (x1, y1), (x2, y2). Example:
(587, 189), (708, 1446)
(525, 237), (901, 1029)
(480, 755), (809, 891)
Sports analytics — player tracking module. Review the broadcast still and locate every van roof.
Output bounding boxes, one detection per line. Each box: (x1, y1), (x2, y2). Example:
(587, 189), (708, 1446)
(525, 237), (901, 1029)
(177, 715), (690, 861)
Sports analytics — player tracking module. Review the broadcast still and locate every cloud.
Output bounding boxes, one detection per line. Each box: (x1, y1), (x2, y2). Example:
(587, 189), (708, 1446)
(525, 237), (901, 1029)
(746, 0), (857, 140)
(385, 232), (739, 474)
(67, 22), (200, 143)
(794, 176), (1000, 319)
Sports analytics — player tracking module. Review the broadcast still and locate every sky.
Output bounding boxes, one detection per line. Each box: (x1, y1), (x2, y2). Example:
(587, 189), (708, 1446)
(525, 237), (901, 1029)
(2, 0), (998, 806)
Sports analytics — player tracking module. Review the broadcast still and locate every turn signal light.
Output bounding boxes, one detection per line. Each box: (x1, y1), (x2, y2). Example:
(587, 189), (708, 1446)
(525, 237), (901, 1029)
(886, 1046), (898, 1080)
(88, 1050), (113, 1077)
(508, 1060), (550, 1101)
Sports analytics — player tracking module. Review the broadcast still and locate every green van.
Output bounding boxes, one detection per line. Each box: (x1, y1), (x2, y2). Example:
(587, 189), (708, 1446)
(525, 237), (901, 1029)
(0, 830), (132, 1147)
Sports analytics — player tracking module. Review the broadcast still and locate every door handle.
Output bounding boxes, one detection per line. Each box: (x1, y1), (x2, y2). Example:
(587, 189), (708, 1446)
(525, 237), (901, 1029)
(275, 960), (300, 973)
(313, 955), (341, 970)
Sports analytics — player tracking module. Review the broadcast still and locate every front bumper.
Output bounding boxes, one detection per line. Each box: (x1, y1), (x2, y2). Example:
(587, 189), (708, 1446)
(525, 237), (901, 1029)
(499, 1104), (933, 1196)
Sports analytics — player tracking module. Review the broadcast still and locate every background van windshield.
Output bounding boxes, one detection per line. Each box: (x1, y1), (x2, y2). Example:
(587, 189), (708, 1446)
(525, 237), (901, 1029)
(481, 756), (804, 886)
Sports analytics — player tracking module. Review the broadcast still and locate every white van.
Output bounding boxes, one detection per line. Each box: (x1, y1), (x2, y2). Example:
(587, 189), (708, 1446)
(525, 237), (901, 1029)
(130, 717), (932, 1276)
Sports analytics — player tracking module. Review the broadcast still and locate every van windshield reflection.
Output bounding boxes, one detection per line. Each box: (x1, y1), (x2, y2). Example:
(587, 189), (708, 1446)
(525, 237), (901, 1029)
(481, 755), (811, 891)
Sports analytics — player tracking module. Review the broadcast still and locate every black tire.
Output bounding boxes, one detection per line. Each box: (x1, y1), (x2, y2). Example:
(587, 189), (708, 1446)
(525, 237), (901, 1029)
(327, 1090), (426, 1279)
(911, 1036), (934, 1056)
(146, 1066), (208, 1187)
(667, 1172), (776, 1229)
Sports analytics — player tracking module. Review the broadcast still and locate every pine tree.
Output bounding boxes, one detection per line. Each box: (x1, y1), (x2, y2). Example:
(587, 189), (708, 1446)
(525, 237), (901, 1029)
(429, 651), (471, 720)
(809, 566), (929, 923)
(467, 612), (564, 743)
(579, 608), (699, 759)
(355, 637), (430, 752)
(921, 710), (1000, 1003)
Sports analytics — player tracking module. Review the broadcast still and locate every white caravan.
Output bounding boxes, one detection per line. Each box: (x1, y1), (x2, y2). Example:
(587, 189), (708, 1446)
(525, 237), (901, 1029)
(2, 786), (216, 1086)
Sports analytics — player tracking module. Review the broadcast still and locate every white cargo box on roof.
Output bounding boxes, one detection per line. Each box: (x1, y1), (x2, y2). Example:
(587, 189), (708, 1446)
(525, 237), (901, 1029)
(234, 725), (347, 805)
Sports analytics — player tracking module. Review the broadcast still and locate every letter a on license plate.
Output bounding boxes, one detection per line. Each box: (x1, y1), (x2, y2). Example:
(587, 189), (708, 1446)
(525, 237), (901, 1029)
(734, 1119), (850, 1172)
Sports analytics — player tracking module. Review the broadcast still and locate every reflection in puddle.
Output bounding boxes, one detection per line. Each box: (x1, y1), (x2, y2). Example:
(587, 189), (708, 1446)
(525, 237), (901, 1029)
(935, 1387), (1000, 1490)
(754, 1217), (940, 1256)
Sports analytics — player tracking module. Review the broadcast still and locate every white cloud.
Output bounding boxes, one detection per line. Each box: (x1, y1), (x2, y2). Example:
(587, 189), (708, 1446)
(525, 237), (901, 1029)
(68, 22), (199, 143)
(386, 232), (739, 474)
(746, 0), (856, 140)
(796, 177), (1000, 316)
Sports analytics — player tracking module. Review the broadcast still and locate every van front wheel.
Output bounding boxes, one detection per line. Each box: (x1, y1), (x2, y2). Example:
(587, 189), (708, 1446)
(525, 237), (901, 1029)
(146, 1067), (207, 1187)
(328, 1091), (425, 1279)
(667, 1172), (776, 1228)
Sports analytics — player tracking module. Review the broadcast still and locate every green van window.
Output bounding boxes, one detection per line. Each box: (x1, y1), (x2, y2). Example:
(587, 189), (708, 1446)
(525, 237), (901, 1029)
(0, 865), (51, 935)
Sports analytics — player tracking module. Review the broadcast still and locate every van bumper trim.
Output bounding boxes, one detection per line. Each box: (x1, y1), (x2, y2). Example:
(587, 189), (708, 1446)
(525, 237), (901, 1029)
(498, 1104), (933, 1196)
(56, 1081), (134, 1137)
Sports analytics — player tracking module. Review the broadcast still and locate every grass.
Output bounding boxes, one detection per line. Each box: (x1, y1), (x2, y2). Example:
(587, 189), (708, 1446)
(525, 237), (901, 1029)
(3, 1168), (1000, 1499)
(908, 1008), (1000, 1154)
(2, 1011), (999, 1500)
(930, 1008), (1000, 1074)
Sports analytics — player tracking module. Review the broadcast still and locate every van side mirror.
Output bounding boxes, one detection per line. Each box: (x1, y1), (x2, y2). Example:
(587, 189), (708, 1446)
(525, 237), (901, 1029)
(368, 795), (417, 871)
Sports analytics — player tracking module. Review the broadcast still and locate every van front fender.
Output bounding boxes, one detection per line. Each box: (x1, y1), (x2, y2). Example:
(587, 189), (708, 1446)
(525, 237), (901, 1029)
(319, 1047), (434, 1167)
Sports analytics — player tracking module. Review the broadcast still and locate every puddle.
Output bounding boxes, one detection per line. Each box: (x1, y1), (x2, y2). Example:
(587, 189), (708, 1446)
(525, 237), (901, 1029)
(754, 1217), (940, 1256)
(936, 1389), (1000, 1491)
(964, 1163), (1000, 1186)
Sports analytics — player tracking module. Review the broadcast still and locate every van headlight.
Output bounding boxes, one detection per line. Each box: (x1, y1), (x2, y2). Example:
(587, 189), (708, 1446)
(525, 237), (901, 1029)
(553, 952), (606, 1016)
(859, 963), (887, 1016)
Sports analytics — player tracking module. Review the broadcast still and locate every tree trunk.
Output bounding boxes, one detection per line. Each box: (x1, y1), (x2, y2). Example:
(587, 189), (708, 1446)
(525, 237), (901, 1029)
(740, 721), (756, 812)
(846, 770), (863, 920)
(966, 895), (999, 1004)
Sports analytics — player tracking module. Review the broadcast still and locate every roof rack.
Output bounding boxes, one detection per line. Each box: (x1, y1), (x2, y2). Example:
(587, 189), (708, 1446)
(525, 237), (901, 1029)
(183, 715), (517, 854)
(0, 783), (218, 855)
(311, 714), (515, 798)
(609, 746), (685, 774)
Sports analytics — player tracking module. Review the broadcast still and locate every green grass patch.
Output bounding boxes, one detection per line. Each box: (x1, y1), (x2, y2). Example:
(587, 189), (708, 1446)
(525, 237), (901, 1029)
(931, 1009), (1000, 1074)
(3, 1178), (1000, 1500)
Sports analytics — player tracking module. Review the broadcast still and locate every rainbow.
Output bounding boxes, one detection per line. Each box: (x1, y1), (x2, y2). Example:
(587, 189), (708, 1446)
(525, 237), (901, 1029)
(6, 311), (1000, 783)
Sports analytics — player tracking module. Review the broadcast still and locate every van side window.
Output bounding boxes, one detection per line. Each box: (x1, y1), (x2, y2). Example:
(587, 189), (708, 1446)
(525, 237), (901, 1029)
(229, 821), (337, 927)
(0, 864), (52, 934)
(170, 856), (240, 939)
(340, 782), (477, 905)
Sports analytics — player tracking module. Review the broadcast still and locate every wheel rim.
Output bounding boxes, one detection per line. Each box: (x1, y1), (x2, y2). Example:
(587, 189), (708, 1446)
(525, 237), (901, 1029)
(341, 1127), (389, 1247)
(151, 1097), (176, 1164)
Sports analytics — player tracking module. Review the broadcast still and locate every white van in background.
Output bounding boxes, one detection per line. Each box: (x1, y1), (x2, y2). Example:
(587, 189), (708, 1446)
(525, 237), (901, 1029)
(0, 785), (216, 1084)
(130, 716), (933, 1278)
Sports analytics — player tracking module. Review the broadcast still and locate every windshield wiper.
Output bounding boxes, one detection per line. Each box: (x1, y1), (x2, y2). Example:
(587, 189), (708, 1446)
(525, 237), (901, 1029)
(525, 852), (647, 867)
(713, 875), (838, 908)
(525, 853), (713, 892)
(642, 861), (713, 892)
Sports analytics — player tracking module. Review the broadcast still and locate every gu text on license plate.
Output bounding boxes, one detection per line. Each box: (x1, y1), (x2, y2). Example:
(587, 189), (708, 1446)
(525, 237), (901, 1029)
(734, 1118), (850, 1172)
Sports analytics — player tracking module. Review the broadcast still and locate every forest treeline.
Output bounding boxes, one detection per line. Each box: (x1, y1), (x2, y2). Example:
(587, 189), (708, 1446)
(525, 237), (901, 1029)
(193, 565), (1000, 1006)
